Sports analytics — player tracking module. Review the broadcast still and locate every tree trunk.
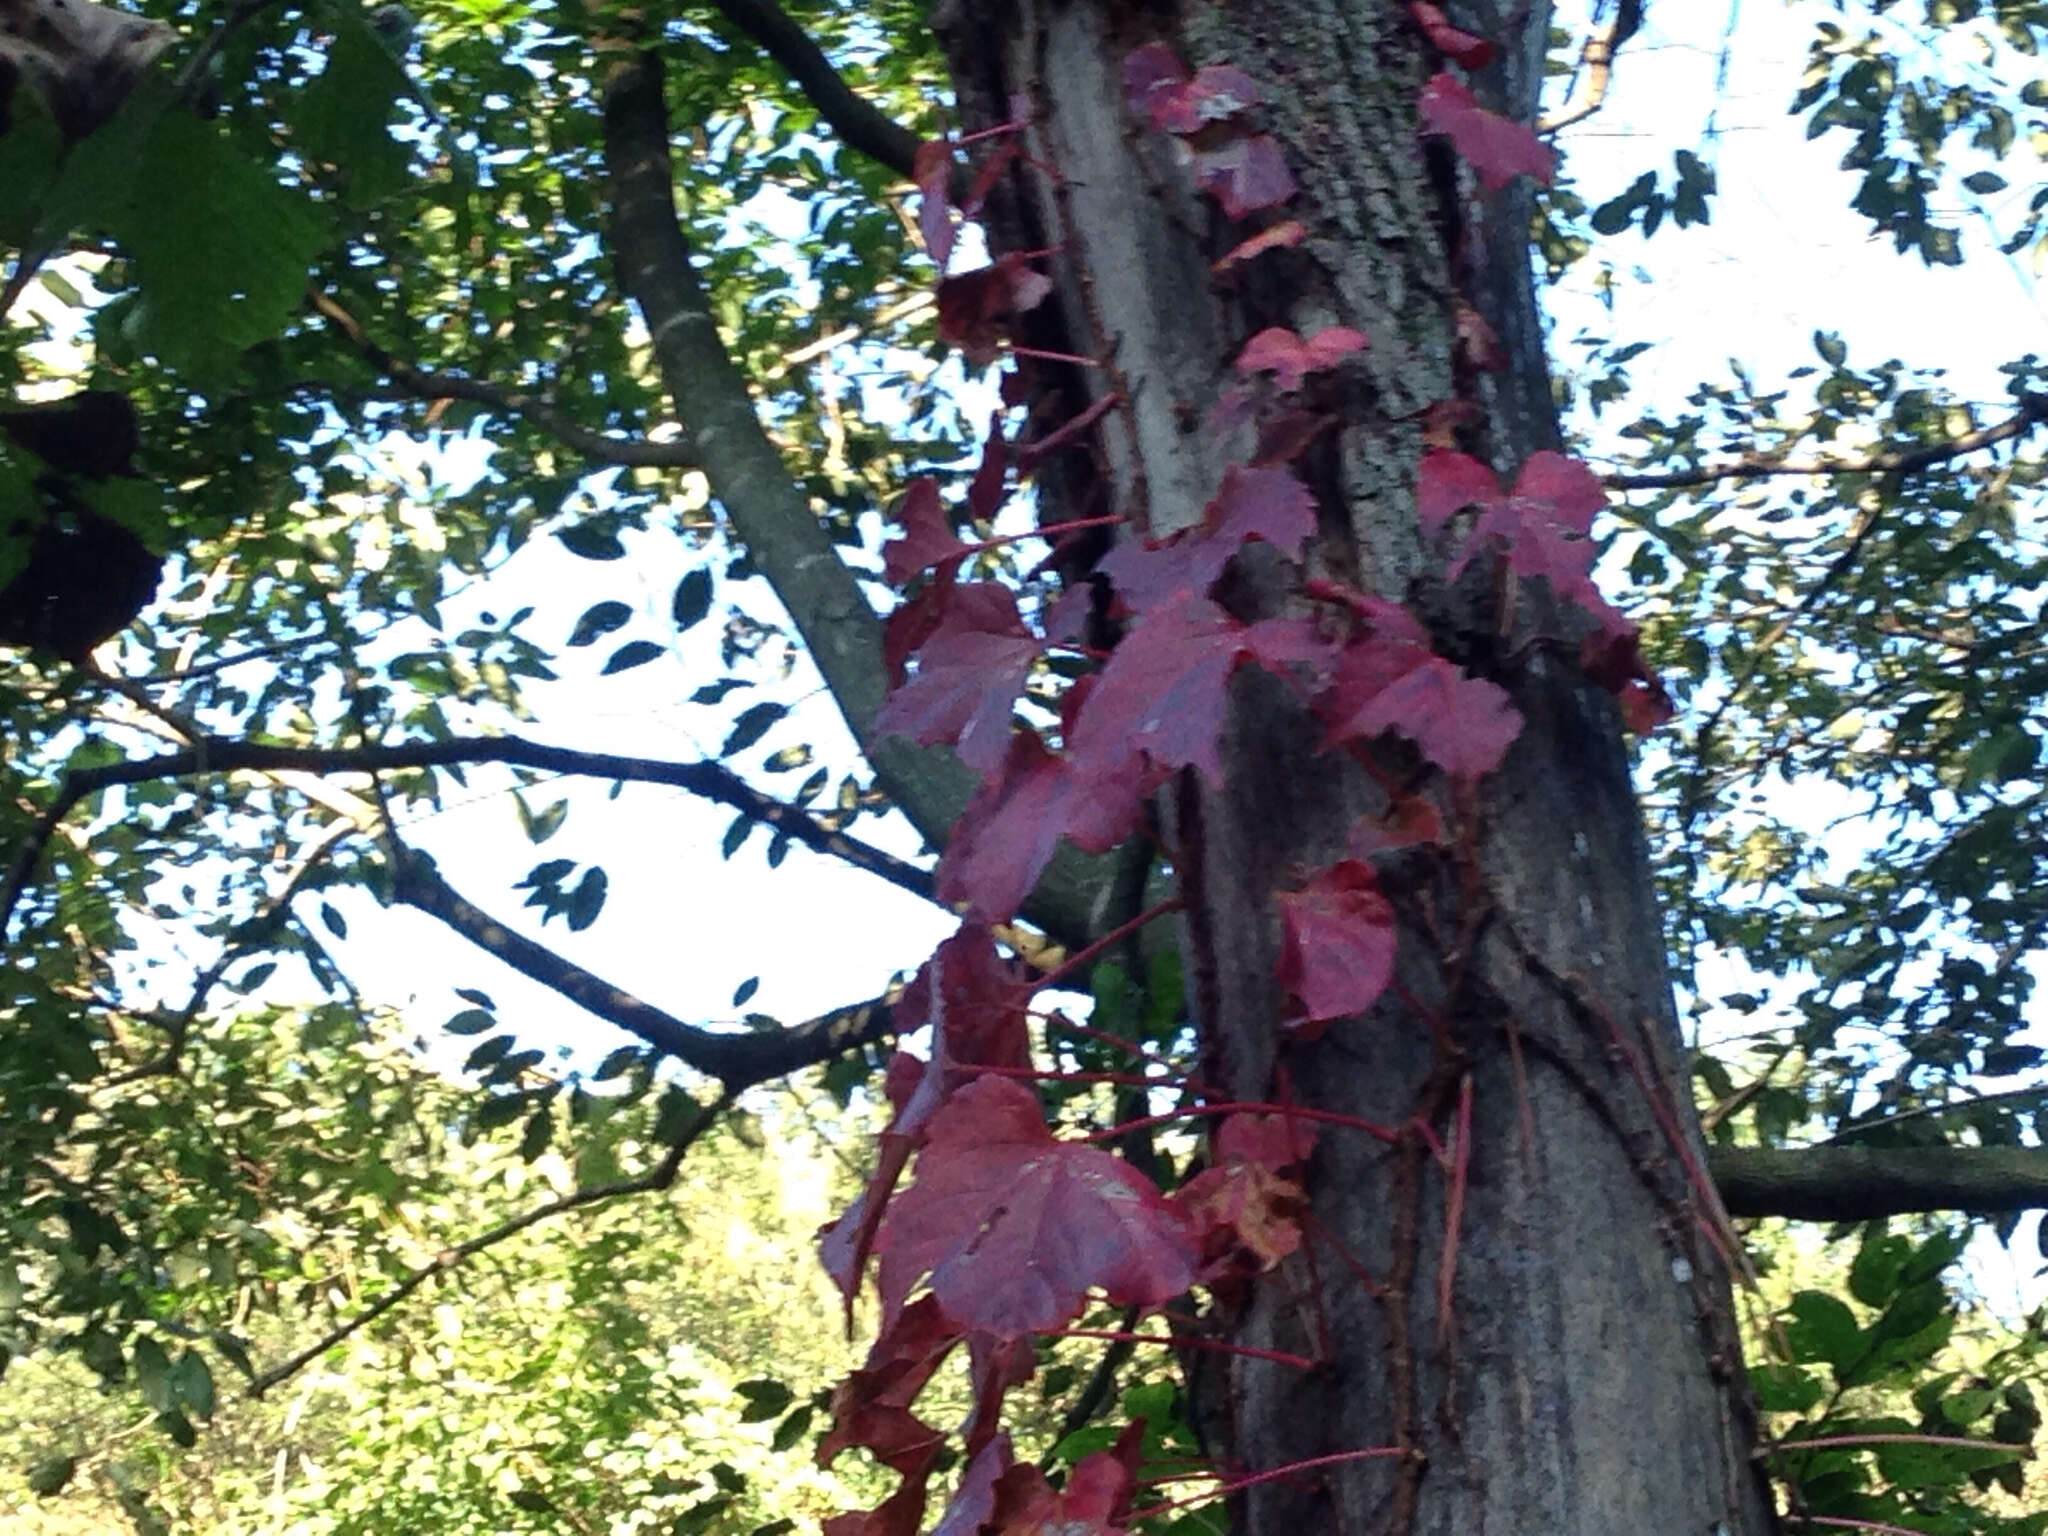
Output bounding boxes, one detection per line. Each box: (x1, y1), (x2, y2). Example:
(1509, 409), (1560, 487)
(932, 3), (1781, 1532)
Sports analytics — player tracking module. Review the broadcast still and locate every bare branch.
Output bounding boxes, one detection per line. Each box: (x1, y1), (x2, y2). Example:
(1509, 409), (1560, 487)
(0, 731), (936, 939)
(706, 0), (921, 179)
(249, 1087), (734, 1397)
(1536, 0), (1643, 134)
(391, 849), (900, 1085)
(310, 291), (698, 468)
(1710, 1144), (2048, 1221)
(1603, 392), (2048, 492)
(599, 50), (1109, 950)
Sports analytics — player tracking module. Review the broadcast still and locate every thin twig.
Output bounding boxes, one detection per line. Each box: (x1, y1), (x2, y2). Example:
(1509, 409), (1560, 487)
(248, 1088), (735, 1396)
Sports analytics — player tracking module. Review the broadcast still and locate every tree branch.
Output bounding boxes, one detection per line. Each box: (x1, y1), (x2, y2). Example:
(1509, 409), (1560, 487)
(1602, 392), (2048, 492)
(249, 1086), (734, 1397)
(310, 291), (698, 468)
(1709, 1144), (2048, 1221)
(390, 849), (900, 1086)
(1536, 0), (1643, 134)
(0, 731), (936, 940)
(599, 50), (1107, 949)
(706, 0), (921, 178)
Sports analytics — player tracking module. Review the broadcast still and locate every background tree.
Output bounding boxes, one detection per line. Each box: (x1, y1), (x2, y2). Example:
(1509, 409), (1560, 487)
(1, 2), (2045, 1534)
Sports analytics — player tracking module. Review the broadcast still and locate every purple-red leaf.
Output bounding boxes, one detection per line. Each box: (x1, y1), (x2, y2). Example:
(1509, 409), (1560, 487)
(1417, 72), (1556, 190)
(1121, 42), (1188, 126)
(1152, 63), (1263, 133)
(875, 1075), (1198, 1337)
(1276, 860), (1398, 1026)
(1070, 598), (1330, 786)
(1416, 448), (1503, 536)
(1337, 654), (1522, 782)
(1235, 325), (1369, 391)
(1407, 2), (1496, 69)
(1215, 1111), (1318, 1172)
(1192, 134), (1297, 218)
(882, 478), (969, 587)
(875, 582), (1041, 776)
(937, 254), (1054, 368)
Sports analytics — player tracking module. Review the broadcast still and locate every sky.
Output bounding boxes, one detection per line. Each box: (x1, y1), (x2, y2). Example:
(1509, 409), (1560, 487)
(37, 1), (2045, 1303)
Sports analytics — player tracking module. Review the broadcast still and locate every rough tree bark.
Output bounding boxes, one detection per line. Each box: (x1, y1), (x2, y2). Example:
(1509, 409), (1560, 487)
(932, 3), (1781, 1532)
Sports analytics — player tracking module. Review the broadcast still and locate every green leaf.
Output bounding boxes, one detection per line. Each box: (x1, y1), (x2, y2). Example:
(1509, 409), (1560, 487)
(568, 600), (633, 646)
(732, 976), (759, 1006)
(1784, 1290), (1863, 1370)
(558, 524), (627, 560)
(132, 1336), (172, 1412)
(26, 1455), (76, 1496)
(769, 1404), (813, 1453)
(1962, 170), (2007, 194)
(735, 1377), (794, 1422)
(721, 816), (753, 858)
(1814, 330), (1848, 367)
(672, 568), (715, 630)
(566, 867), (608, 931)
(602, 639), (666, 674)
(721, 702), (788, 757)
(319, 902), (348, 939)
(518, 1107), (553, 1162)
(169, 1350), (215, 1421)
(445, 1008), (496, 1036)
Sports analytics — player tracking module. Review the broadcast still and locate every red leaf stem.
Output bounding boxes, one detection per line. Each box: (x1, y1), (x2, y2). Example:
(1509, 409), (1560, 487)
(1029, 897), (1184, 993)
(1126, 1446), (1408, 1523)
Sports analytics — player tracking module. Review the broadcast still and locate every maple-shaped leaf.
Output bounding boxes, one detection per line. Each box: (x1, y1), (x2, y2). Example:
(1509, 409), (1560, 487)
(875, 581), (1041, 776)
(1447, 451), (1609, 614)
(1070, 598), (1331, 785)
(1408, 2), (1496, 69)
(1326, 651), (1522, 783)
(915, 139), (957, 270)
(1151, 62), (1263, 133)
(1417, 72), (1556, 190)
(987, 1424), (1144, 1535)
(1235, 325), (1369, 391)
(1212, 463), (1318, 556)
(1215, 1111), (1318, 1171)
(1175, 1160), (1308, 1272)
(938, 254), (1055, 368)
(1416, 448), (1503, 536)
(819, 1295), (958, 1474)
(883, 477), (970, 586)
(1275, 859), (1397, 1026)
(1192, 134), (1298, 218)
(875, 1075), (1198, 1337)
(821, 927), (1031, 1302)
(1215, 219), (1307, 271)
(935, 730), (1156, 923)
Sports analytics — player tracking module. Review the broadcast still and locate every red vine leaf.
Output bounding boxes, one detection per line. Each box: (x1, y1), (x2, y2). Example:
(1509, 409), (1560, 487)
(964, 1332), (1037, 1458)
(968, 411), (1009, 522)
(1417, 72), (1556, 190)
(1215, 218), (1307, 271)
(819, 1295), (957, 1474)
(1192, 134), (1298, 218)
(1407, 2), (1496, 69)
(1175, 1160), (1309, 1272)
(935, 729), (1157, 923)
(1152, 62), (1263, 133)
(1275, 859), (1398, 1027)
(820, 927), (1030, 1306)
(823, 1446), (939, 1536)
(938, 254), (1055, 368)
(915, 139), (957, 270)
(1348, 794), (1445, 855)
(1215, 1111), (1318, 1171)
(1235, 324), (1369, 391)
(875, 1075), (1199, 1337)
(1100, 464), (1317, 614)
(883, 477), (969, 587)
(1323, 646), (1522, 783)
(875, 581), (1041, 776)
(1416, 448), (1503, 536)
(1069, 598), (1331, 786)
(932, 1434), (1012, 1536)
(985, 1442), (1139, 1535)
(1121, 42), (1188, 126)
(883, 575), (953, 686)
